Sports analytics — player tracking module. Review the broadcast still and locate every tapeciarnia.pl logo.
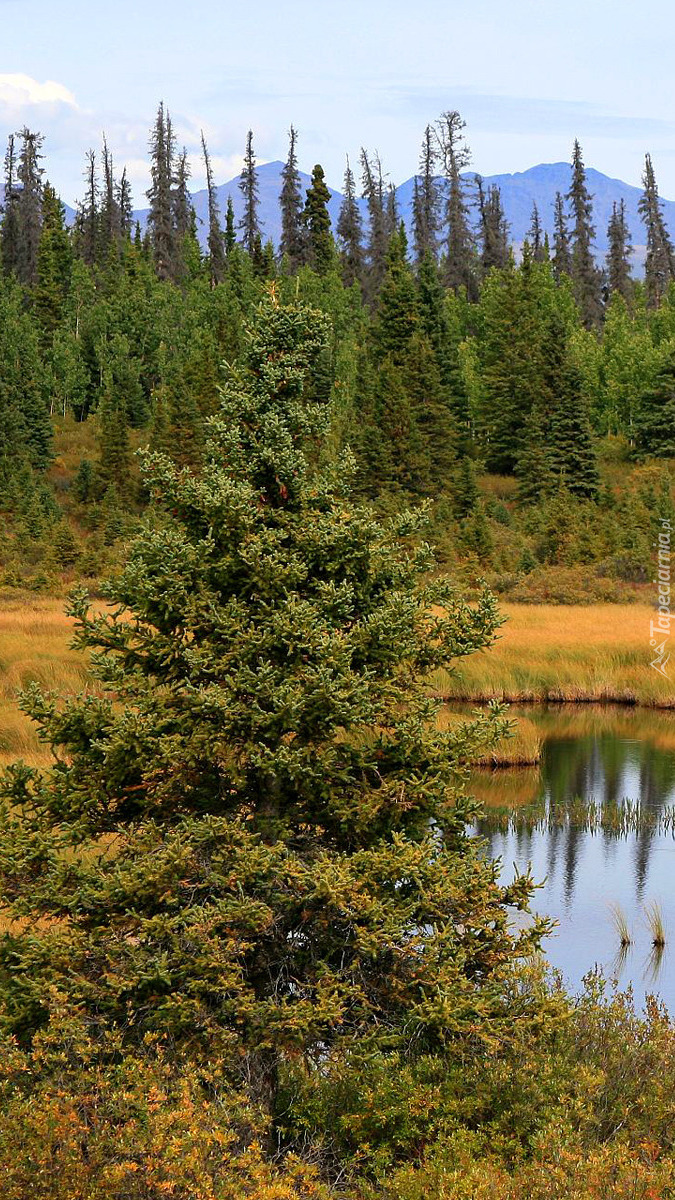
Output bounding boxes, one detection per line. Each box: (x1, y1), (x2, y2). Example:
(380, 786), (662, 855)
(650, 519), (672, 678)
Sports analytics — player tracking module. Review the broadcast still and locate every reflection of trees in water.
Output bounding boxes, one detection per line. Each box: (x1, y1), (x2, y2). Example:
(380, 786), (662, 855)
(476, 721), (675, 908)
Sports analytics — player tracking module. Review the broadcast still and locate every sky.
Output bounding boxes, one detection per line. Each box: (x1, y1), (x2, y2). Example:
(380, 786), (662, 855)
(3, 0), (675, 207)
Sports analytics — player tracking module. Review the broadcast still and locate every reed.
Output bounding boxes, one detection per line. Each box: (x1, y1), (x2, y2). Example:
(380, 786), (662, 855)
(645, 901), (667, 948)
(609, 902), (632, 948)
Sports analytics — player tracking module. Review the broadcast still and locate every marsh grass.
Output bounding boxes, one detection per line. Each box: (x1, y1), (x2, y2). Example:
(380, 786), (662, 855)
(431, 604), (675, 707)
(609, 902), (632, 947)
(645, 900), (667, 948)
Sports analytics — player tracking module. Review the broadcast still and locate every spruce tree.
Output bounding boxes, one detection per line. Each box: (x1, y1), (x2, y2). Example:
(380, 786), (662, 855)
(552, 191), (571, 282)
(548, 358), (599, 497)
(302, 164), (333, 275)
(99, 137), (122, 258)
(477, 178), (509, 272)
(528, 203), (545, 262)
(224, 196), (236, 256)
(0, 293), (542, 1129)
(238, 130), (261, 254)
(0, 135), (20, 276)
(201, 133), (226, 285)
(33, 182), (72, 341)
(279, 125), (305, 270)
(15, 126), (45, 285)
(412, 125), (440, 264)
(634, 346), (675, 456)
(336, 157), (364, 287)
(606, 200), (633, 302)
(97, 370), (132, 495)
(639, 154), (675, 309)
(515, 404), (555, 505)
(360, 149), (388, 300)
(371, 223), (418, 361)
(76, 149), (99, 267)
(566, 140), (602, 326)
(436, 110), (475, 298)
(147, 103), (177, 282)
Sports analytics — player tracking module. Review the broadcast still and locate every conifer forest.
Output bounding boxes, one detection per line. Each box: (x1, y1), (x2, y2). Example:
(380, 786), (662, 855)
(2, 87), (675, 1198)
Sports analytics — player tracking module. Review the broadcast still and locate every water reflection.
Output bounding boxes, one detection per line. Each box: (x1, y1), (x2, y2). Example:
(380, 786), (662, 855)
(466, 705), (675, 1011)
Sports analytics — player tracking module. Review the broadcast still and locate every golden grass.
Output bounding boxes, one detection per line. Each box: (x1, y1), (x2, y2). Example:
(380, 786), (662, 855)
(432, 604), (675, 707)
(0, 598), (91, 768)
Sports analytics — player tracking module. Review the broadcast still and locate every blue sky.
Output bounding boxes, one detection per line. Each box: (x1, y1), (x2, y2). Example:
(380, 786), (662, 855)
(3, 0), (675, 206)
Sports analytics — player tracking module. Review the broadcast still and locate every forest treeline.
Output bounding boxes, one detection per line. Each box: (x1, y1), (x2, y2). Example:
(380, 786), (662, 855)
(1, 106), (675, 596)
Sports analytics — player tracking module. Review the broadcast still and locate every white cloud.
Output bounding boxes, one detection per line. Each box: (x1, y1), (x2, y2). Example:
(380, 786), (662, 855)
(0, 73), (78, 111)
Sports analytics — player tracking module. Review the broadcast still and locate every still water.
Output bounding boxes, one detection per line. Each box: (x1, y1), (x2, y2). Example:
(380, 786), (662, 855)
(468, 706), (675, 1011)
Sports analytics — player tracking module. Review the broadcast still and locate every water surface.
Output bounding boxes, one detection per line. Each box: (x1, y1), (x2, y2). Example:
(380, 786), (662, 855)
(468, 706), (675, 1010)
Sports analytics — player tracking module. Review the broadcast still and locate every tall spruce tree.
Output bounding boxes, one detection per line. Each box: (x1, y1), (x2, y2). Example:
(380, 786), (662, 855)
(528, 203), (545, 262)
(0, 293), (542, 1131)
(147, 103), (177, 281)
(639, 154), (675, 309)
(360, 149), (388, 301)
(33, 182), (72, 340)
(1, 135), (20, 276)
(566, 140), (603, 326)
(76, 149), (99, 267)
(201, 133), (226, 285)
(606, 199), (633, 302)
(436, 110), (475, 298)
(336, 157), (364, 287)
(552, 191), (571, 282)
(412, 124), (440, 264)
(279, 126), (305, 270)
(303, 164), (333, 275)
(15, 126), (45, 285)
(238, 130), (261, 254)
(477, 178), (509, 272)
(99, 137), (121, 258)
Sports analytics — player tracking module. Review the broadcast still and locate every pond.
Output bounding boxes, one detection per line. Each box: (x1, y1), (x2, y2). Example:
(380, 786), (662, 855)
(467, 705), (675, 1011)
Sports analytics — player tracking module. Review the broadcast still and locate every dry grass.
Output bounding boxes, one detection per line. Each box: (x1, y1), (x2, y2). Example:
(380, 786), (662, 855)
(0, 598), (92, 768)
(431, 604), (675, 707)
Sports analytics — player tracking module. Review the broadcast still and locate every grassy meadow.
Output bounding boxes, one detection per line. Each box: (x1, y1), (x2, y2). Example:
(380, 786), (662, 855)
(432, 603), (675, 707)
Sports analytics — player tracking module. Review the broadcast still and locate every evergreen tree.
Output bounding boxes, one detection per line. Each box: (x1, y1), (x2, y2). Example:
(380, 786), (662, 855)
(436, 111), (475, 298)
(528, 203), (545, 262)
(566, 140), (603, 326)
(201, 133), (226, 285)
(172, 148), (193, 241)
(452, 451), (479, 518)
(371, 224), (418, 361)
(15, 126), (45, 285)
(417, 251), (471, 447)
(477, 178), (509, 272)
(634, 346), (675, 456)
(238, 130), (261, 254)
(97, 370), (132, 495)
(76, 149), (99, 267)
(299, 164), (331, 275)
(336, 157), (364, 287)
(606, 200), (633, 302)
(224, 195), (236, 256)
(147, 103), (177, 281)
(0, 279), (52, 474)
(279, 125), (305, 270)
(0, 296), (541, 1131)
(412, 124), (440, 264)
(548, 357), (599, 497)
(360, 149), (388, 300)
(99, 137), (121, 258)
(118, 167), (133, 238)
(515, 403), (556, 505)
(33, 182), (72, 340)
(0, 135), (20, 276)
(552, 191), (571, 282)
(639, 154), (675, 309)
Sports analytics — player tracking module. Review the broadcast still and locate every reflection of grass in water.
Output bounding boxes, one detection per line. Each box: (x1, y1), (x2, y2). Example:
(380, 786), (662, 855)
(478, 795), (675, 837)
(645, 901), (667, 947)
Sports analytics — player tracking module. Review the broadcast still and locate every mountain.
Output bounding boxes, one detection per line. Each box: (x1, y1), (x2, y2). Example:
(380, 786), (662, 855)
(130, 159), (675, 270)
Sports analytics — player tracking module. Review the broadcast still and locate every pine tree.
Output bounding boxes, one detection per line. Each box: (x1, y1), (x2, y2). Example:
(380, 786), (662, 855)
(412, 124), (440, 264)
(639, 154), (675, 309)
(336, 157), (363, 287)
(566, 140), (603, 326)
(606, 200), (633, 302)
(238, 130), (261, 254)
(201, 133), (226, 285)
(552, 191), (571, 282)
(436, 111), (475, 298)
(15, 126), (45, 285)
(302, 164), (333, 275)
(279, 126), (305, 271)
(0, 135), (20, 276)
